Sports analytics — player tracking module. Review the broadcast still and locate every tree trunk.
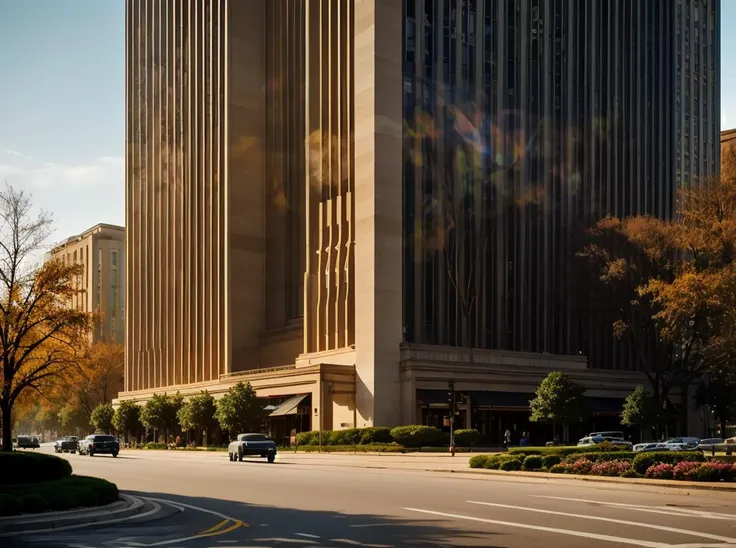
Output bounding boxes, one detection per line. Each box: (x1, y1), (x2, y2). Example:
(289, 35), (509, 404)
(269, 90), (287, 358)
(1, 400), (12, 452)
(721, 418), (728, 438)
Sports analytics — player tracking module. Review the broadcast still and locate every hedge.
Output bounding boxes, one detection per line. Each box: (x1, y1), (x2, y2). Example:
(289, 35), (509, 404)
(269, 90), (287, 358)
(563, 451), (636, 464)
(0, 452), (72, 485)
(507, 444), (628, 457)
(389, 426), (445, 448)
(453, 429), (481, 447)
(522, 455), (543, 471)
(296, 444), (408, 453)
(0, 475), (119, 516)
(632, 451), (705, 475)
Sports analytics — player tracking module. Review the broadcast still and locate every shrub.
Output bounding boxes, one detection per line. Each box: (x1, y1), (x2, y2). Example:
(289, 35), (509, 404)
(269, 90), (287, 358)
(483, 455), (503, 469)
(0, 494), (20, 516)
(359, 427), (392, 445)
(632, 451), (704, 475)
(645, 463), (675, 479)
(568, 458), (595, 475)
(522, 455), (543, 471)
(542, 455), (562, 468)
(330, 429), (361, 445)
(589, 459), (631, 477)
(548, 463), (568, 474)
(673, 461), (702, 481)
(390, 425), (445, 447)
(564, 451), (635, 464)
(499, 459), (522, 471)
(469, 455), (489, 469)
(143, 442), (167, 450)
(0, 452), (72, 485)
(695, 462), (736, 482)
(621, 468), (640, 478)
(453, 429), (481, 447)
(295, 431), (318, 446)
(19, 493), (48, 514)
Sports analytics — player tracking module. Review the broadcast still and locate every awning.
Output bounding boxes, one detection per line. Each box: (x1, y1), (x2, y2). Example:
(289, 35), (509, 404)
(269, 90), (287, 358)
(263, 404), (278, 412)
(269, 394), (309, 417)
(467, 391), (535, 409)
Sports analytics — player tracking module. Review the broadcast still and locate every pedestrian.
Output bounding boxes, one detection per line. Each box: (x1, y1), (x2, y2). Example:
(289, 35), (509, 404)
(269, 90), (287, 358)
(504, 428), (511, 448)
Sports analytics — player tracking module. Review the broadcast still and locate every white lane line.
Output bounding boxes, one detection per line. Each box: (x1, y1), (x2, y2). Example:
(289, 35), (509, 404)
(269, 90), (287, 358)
(402, 507), (670, 548)
(348, 524), (394, 528)
(531, 496), (736, 521)
(143, 497), (234, 522)
(467, 501), (736, 543)
(295, 533), (321, 538)
(330, 540), (392, 548)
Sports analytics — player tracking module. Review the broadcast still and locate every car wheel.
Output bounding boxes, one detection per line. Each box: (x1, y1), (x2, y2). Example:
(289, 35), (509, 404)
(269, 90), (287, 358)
(89, 451), (94, 457)
(228, 453), (233, 462)
(238, 452), (243, 462)
(112, 452), (119, 458)
(267, 454), (275, 463)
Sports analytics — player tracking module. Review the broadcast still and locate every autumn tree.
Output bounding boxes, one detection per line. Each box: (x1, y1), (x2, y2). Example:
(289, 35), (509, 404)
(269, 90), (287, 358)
(529, 371), (587, 440)
(177, 391), (217, 446)
(215, 382), (263, 439)
(0, 185), (92, 451)
(61, 342), (124, 418)
(113, 400), (143, 444)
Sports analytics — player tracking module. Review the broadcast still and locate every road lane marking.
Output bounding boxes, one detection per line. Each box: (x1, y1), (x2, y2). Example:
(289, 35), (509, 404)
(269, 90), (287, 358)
(330, 540), (392, 547)
(402, 507), (671, 548)
(349, 524), (395, 528)
(531, 496), (736, 520)
(254, 539), (315, 544)
(467, 501), (736, 543)
(199, 520), (229, 535)
(295, 533), (321, 538)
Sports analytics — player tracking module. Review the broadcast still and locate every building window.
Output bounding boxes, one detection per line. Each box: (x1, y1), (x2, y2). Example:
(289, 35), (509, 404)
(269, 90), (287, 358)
(110, 250), (119, 341)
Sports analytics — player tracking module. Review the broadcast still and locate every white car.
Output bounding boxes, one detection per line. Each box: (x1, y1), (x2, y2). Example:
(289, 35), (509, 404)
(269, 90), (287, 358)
(633, 442), (667, 453)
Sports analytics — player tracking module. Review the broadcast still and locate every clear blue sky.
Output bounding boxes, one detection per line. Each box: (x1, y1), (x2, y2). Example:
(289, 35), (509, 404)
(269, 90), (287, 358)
(0, 2), (735, 245)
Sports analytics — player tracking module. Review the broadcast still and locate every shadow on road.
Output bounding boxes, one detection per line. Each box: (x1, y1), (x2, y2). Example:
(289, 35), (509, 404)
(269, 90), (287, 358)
(124, 490), (505, 547)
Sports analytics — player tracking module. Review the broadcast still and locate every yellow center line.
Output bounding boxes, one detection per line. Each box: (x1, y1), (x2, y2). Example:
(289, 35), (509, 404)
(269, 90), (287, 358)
(197, 519), (229, 535)
(196, 520), (248, 538)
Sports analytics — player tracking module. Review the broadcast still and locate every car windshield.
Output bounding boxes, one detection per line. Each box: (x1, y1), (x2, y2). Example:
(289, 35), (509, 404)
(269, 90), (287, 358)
(240, 434), (268, 441)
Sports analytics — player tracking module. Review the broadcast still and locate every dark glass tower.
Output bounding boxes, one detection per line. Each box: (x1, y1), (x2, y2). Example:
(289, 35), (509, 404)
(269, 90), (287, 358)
(401, 0), (720, 369)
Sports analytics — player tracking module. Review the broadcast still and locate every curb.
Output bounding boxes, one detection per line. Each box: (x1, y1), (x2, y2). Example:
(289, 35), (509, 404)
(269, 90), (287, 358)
(444, 468), (736, 492)
(0, 494), (159, 535)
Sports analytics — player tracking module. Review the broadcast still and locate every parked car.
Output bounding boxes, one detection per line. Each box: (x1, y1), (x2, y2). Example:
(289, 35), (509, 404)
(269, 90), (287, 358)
(78, 434), (120, 457)
(577, 431), (633, 450)
(54, 436), (79, 454)
(15, 435), (40, 450)
(696, 438), (723, 455)
(660, 437), (699, 451)
(228, 433), (278, 463)
(633, 442), (666, 453)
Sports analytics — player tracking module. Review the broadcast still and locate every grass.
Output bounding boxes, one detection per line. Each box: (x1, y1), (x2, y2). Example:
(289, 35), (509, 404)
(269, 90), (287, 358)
(0, 475), (119, 517)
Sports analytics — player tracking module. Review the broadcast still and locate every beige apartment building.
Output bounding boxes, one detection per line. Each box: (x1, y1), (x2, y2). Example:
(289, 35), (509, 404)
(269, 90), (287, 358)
(47, 223), (125, 345)
(118, 0), (718, 443)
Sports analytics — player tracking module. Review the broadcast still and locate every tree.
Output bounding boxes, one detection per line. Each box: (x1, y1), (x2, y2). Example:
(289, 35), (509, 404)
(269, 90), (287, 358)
(621, 385), (658, 442)
(0, 185), (92, 451)
(177, 391), (217, 446)
(529, 371), (587, 440)
(113, 400), (143, 443)
(58, 402), (89, 435)
(90, 402), (115, 433)
(215, 382), (263, 439)
(140, 393), (183, 442)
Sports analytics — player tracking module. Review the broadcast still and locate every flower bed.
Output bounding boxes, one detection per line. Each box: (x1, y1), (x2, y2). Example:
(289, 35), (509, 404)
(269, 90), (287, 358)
(469, 448), (733, 482)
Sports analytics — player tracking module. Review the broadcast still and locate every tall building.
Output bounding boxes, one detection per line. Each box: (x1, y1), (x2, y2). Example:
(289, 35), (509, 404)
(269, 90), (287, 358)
(46, 224), (126, 345)
(119, 0), (720, 441)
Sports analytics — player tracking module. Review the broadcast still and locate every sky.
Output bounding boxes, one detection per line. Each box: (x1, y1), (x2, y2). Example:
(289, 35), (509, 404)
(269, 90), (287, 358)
(0, 2), (735, 247)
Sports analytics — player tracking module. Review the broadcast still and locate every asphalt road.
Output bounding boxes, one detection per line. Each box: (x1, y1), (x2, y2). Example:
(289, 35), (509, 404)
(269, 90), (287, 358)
(5, 445), (736, 548)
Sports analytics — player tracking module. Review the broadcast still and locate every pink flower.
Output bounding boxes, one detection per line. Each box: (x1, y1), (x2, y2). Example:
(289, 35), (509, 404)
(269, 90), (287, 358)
(645, 463), (674, 480)
(673, 461), (701, 481)
(590, 459), (631, 477)
(569, 458), (595, 475)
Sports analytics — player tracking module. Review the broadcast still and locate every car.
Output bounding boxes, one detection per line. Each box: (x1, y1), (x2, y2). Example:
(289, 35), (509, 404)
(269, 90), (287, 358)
(15, 435), (40, 450)
(633, 442), (667, 453)
(577, 431), (633, 450)
(661, 437), (700, 450)
(228, 433), (278, 463)
(78, 434), (120, 457)
(54, 436), (79, 454)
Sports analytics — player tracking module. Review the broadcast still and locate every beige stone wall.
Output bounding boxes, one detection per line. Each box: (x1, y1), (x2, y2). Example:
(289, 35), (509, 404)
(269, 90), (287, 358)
(352, 0), (404, 427)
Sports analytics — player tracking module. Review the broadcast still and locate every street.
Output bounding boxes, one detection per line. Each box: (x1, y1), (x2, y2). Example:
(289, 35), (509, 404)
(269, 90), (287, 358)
(5, 446), (736, 548)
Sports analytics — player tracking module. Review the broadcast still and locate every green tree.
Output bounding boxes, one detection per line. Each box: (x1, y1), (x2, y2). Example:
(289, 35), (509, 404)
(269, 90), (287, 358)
(529, 371), (587, 440)
(140, 393), (183, 442)
(215, 382), (263, 439)
(90, 402), (115, 433)
(58, 402), (89, 435)
(621, 385), (658, 442)
(112, 400), (143, 443)
(177, 391), (217, 446)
